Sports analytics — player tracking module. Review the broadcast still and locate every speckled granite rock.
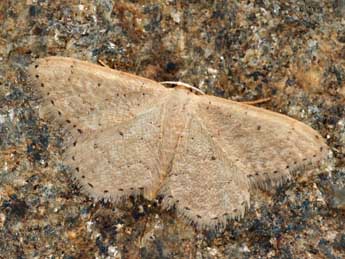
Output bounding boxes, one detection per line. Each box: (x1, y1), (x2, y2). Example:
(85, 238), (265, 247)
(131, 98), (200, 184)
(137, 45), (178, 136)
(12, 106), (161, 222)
(0, 1), (344, 258)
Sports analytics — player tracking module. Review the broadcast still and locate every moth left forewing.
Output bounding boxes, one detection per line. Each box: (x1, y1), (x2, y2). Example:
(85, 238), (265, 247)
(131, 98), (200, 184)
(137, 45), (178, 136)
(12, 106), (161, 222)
(28, 56), (169, 147)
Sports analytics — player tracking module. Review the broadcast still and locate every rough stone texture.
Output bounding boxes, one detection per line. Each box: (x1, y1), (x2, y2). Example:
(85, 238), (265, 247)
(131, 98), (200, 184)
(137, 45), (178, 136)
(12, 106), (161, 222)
(0, 1), (344, 258)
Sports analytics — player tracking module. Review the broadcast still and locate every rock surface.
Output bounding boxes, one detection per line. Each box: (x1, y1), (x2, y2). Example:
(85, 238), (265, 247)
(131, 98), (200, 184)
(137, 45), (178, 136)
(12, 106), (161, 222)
(0, 1), (344, 258)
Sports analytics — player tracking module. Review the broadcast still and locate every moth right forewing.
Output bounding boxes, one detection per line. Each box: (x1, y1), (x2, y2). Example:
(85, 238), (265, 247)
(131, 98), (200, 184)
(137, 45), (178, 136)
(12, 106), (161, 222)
(195, 95), (330, 189)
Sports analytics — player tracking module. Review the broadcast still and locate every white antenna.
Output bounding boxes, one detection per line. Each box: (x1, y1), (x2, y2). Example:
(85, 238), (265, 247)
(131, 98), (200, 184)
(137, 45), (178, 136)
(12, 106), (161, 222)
(160, 81), (205, 95)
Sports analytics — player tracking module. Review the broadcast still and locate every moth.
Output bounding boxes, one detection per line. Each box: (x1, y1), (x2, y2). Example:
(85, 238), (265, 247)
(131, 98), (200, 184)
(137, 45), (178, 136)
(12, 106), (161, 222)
(28, 56), (330, 229)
